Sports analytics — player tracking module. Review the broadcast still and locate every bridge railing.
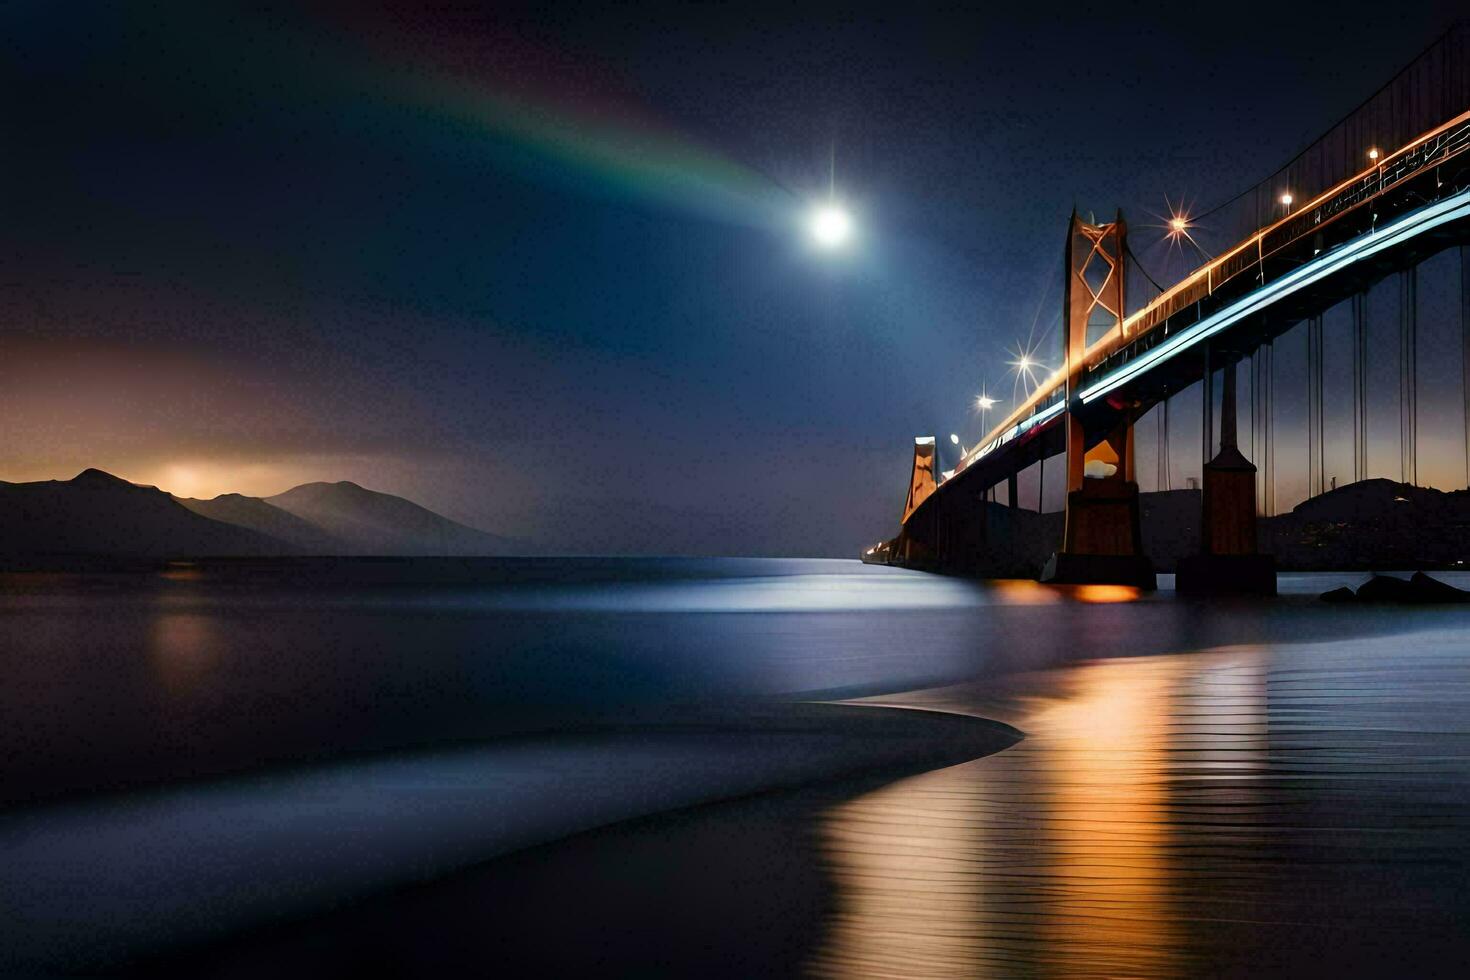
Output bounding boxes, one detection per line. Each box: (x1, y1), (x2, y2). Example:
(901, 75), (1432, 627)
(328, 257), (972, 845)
(1093, 109), (1470, 376)
(1216, 23), (1470, 251)
(955, 106), (1470, 484)
(1110, 110), (1470, 357)
(951, 23), (1470, 486)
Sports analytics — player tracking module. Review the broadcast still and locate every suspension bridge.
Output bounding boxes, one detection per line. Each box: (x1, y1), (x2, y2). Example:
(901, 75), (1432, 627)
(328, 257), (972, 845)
(868, 25), (1470, 591)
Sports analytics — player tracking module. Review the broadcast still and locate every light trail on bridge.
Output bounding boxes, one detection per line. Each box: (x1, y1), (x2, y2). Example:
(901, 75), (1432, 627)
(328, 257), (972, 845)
(951, 108), (1470, 481)
(1080, 185), (1470, 406)
(876, 29), (1470, 578)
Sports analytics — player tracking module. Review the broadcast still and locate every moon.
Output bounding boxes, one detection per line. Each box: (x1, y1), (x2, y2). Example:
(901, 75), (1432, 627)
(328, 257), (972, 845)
(809, 204), (853, 248)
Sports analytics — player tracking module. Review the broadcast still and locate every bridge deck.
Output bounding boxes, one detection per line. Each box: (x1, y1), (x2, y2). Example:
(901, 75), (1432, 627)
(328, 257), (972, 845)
(921, 109), (1470, 515)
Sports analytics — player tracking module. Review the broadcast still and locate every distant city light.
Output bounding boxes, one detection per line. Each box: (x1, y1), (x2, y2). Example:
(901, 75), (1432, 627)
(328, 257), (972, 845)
(809, 204), (853, 248)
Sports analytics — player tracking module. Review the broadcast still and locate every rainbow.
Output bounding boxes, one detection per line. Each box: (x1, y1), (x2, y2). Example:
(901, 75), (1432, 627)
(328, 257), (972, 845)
(310, 12), (797, 228)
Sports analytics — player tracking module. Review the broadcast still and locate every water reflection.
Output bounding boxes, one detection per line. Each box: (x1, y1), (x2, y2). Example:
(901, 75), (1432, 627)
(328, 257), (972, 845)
(5, 559), (1470, 808)
(149, 611), (220, 696)
(1069, 583), (1140, 603)
(6, 559), (1470, 976)
(817, 640), (1468, 977)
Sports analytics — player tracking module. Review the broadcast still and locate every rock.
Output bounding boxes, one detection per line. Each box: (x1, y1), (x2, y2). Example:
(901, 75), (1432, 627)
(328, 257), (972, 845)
(1352, 575), (1423, 602)
(1349, 572), (1470, 603)
(1408, 571), (1470, 602)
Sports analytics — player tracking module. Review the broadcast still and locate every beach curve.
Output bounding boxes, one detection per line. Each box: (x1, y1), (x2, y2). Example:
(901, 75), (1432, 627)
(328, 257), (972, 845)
(0, 702), (1020, 972)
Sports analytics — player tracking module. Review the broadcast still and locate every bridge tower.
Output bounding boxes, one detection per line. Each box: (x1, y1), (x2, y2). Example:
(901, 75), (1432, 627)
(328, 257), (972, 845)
(1041, 211), (1156, 588)
(897, 436), (938, 564)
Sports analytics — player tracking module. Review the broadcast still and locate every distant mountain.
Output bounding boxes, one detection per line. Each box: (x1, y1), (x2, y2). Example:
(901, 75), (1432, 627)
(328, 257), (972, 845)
(1261, 478), (1470, 570)
(0, 469), (287, 560)
(265, 481), (513, 556)
(0, 469), (515, 563)
(175, 493), (344, 554)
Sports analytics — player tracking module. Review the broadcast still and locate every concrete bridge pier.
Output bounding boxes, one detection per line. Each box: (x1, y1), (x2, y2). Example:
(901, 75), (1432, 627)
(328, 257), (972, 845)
(1041, 409), (1155, 588)
(1177, 356), (1276, 594)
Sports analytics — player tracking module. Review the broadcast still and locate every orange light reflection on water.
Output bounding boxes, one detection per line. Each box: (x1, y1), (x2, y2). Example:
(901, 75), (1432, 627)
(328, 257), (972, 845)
(990, 579), (1064, 605)
(1072, 583), (1140, 603)
(811, 649), (1270, 978)
(148, 611), (220, 696)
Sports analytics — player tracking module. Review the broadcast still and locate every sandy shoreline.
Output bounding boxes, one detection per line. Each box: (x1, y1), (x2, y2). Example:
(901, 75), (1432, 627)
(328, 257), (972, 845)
(0, 701), (1019, 973)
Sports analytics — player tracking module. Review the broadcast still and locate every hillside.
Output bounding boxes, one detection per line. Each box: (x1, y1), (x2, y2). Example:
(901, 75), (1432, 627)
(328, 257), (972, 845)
(0, 470), (287, 560)
(265, 481), (514, 556)
(1261, 478), (1470, 570)
(175, 493), (344, 554)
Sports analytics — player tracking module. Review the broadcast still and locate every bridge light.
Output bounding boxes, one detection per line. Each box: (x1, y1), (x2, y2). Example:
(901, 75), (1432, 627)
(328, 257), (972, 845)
(1007, 343), (1047, 397)
(1280, 192), (1293, 208)
(976, 395), (996, 410)
(950, 433), (960, 445)
(1368, 147), (1380, 162)
(1169, 216), (1188, 233)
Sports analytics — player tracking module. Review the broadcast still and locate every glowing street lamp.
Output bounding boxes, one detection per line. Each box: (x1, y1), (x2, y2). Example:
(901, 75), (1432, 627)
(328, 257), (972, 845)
(974, 390), (998, 438)
(1007, 343), (1047, 400)
(1280, 192), (1294, 213)
(1151, 196), (1207, 261)
(1368, 147), (1380, 162)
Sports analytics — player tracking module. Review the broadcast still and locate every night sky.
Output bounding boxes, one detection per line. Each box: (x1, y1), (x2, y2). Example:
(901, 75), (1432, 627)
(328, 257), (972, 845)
(5, 1), (1462, 555)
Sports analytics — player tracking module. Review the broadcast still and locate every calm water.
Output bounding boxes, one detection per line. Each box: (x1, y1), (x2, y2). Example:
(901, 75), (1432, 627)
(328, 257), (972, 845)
(820, 641), (1470, 977)
(5, 558), (1470, 975)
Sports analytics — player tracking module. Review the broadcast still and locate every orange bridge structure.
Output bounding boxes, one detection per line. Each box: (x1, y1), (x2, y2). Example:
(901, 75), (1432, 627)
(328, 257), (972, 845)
(868, 26), (1470, 592)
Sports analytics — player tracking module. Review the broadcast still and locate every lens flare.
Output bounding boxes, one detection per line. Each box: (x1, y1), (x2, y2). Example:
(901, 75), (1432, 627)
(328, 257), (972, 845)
(1006, 343), (1049, 399)
(1146, 195), (1209, 265)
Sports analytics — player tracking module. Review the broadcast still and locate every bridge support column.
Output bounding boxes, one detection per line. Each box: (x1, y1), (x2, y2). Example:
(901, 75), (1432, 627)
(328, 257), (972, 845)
(1463, 247), (1470, 489)
(1253, 340), (1275, 516)
(1401, 268), (1417, 486)
(1353, 294), (1367, 482)
(1177, 357), (1276, 595)
(1041, 210), (1155, 590)
(1308, 315), (1325, 498)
